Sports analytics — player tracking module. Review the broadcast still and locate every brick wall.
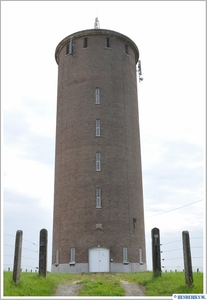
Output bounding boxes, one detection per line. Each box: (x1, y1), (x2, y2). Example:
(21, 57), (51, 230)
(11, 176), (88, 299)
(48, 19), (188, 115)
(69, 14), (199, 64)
(52, 29), (146, 267)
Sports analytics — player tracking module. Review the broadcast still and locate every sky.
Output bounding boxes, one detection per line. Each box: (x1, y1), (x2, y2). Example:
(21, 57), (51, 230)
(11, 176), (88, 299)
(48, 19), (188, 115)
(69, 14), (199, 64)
(1, 0), (206, 281)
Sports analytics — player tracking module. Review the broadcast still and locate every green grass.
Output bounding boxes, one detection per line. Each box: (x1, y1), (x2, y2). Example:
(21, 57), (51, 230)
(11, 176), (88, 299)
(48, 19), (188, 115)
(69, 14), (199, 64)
(117, 272), (204, 296)
(3, 271), (204, 296)
(3, 272), (89, 296)
(3, 272), (57, 296)
(78, 274), (125, 296)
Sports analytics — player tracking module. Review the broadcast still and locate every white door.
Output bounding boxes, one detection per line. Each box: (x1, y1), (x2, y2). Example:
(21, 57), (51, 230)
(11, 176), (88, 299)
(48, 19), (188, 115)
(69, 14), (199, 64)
(89, 248), (109, 272)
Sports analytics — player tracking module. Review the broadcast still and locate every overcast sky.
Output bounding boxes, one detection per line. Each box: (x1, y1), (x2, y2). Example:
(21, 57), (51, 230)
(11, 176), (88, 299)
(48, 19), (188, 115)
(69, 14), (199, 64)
(2, 1), (205, 278)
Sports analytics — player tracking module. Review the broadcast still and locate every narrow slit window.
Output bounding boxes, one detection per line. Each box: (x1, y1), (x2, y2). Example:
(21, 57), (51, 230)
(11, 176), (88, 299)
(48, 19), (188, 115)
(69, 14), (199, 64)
(96, 119), (100, 136)
(96, 152), (101, 171)
(123, 247), (129, 263)
(96, 187), (101, 208)
(55, 250), (59, 266)
(95, 87), (100, 104)
(125, 44), (129, 55)
(106, 37), (110, 48)
(139, 248), (143, 265)
(69, 39), (73, 55)
(66, 44), (69, 55)
(69, 248), (75, 265)
(83, 37), (88, 48)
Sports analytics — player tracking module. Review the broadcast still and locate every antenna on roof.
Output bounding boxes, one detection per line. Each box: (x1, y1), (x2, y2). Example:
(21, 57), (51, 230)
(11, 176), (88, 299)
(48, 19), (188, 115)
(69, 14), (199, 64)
(94, 17), (100, 29)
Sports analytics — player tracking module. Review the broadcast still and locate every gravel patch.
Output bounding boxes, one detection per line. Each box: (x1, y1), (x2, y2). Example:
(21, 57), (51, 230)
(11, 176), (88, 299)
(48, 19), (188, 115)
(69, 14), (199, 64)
(120, 279), (145, 296)
(53, 281), (84, 296)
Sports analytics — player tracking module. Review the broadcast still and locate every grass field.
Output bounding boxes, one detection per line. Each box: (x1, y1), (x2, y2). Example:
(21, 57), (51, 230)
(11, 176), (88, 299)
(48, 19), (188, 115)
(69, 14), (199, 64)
(3, 271), (204, 296)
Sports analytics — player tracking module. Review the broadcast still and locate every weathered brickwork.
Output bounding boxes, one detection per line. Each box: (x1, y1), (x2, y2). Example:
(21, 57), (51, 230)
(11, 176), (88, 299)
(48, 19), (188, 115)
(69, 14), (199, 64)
(52, 29), (146, 272)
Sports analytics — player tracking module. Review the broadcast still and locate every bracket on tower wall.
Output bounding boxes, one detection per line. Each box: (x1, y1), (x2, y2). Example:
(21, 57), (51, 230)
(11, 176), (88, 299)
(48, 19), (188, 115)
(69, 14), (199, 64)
(137, 60), (144, 82)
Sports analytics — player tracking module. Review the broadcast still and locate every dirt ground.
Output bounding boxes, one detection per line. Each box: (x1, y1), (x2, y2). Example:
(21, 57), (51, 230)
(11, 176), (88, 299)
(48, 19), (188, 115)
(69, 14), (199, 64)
(120, 279), (145, 296)
(53, 282), (84, 296)
(53, 279), (145, 297)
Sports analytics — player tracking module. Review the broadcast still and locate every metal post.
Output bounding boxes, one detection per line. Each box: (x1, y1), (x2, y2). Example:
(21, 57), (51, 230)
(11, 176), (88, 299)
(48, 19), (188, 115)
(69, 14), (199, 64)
(182, 231), (193, 287)
(151, 227), (161, 277)
(12, 230), (23, 284)
(39, 228), (48, 277)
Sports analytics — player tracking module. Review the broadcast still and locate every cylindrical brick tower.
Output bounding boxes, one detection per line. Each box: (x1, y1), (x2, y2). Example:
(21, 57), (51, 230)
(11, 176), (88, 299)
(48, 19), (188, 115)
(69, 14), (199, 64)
(52, 24), (146, 273)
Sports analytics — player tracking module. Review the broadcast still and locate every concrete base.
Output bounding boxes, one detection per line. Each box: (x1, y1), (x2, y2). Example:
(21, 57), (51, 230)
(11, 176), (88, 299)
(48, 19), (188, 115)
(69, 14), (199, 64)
(51, 262), (147, 273)
(110, 263), (147, 273)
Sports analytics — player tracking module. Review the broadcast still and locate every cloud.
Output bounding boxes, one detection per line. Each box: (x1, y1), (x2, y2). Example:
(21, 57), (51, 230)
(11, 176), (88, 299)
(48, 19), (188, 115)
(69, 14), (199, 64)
(142, 138), (203, 202)
(141, 137), (204, 270)
(3, 153), (54, 209)
(3, 94), (56, 209)
(3, 189), (53, 271)
(4, 109), (55, 166)
(2, 96), (55, 271)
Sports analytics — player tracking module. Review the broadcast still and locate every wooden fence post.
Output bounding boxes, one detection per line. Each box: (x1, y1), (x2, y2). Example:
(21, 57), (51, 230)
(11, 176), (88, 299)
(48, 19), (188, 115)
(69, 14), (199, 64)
(39, 228), (48, 277)
(151, 227), (161, 277)
(182, 230), (193, 287)
(12, 230), (23, 284)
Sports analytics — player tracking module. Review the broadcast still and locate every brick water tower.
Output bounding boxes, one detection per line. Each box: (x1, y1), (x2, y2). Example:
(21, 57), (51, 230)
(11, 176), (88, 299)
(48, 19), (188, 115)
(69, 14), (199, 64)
(52, 19), (146, 273)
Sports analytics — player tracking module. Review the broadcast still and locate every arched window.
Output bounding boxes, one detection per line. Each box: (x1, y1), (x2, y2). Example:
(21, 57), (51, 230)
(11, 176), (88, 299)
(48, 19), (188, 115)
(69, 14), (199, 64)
(96, 119), (100, 136)
(96, 188), (101, 208)
(96, 152), (101, 171)
(95, 87), (100, 104)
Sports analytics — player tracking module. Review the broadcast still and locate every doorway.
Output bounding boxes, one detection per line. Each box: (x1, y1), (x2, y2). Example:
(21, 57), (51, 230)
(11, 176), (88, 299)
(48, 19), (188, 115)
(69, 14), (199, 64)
(89, 247), (110, 272)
